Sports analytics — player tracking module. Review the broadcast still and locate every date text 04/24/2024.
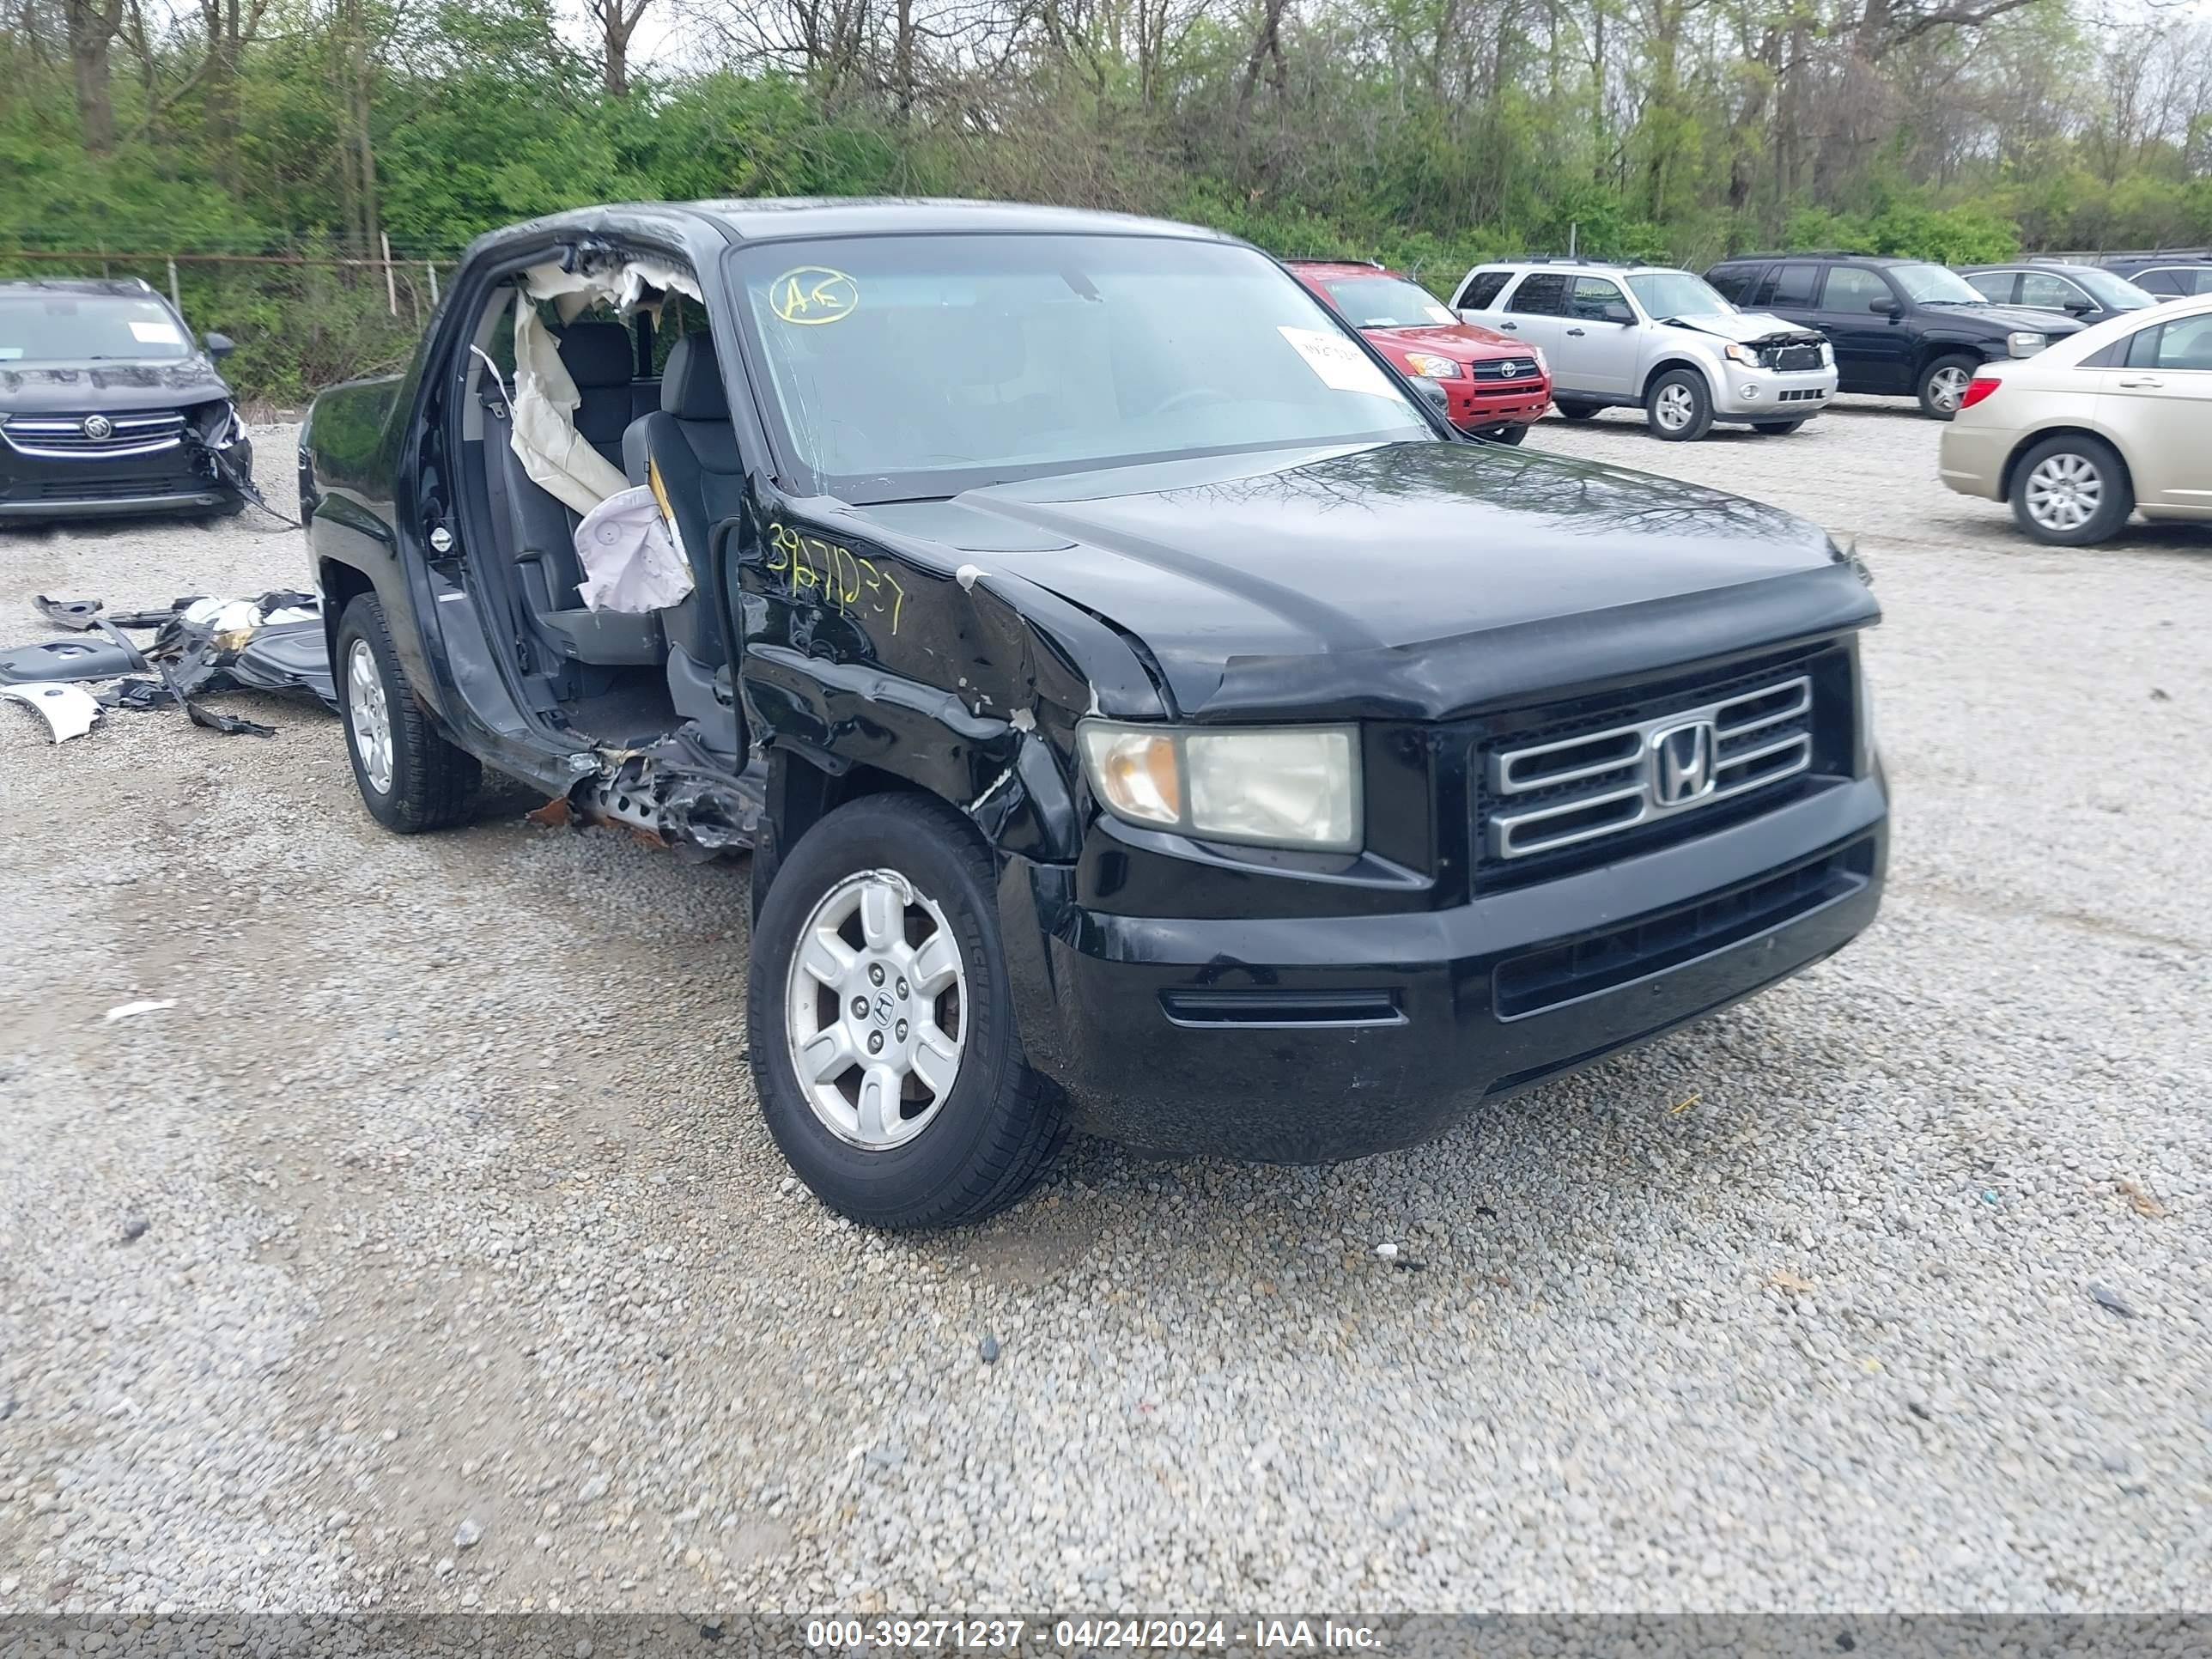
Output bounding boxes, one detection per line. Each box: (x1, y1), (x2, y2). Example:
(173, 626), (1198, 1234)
(803, 1619), (1383, 1650)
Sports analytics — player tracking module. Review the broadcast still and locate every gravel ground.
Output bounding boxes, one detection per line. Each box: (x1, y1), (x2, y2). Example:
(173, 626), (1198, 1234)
(1, 401), (2208, 1618)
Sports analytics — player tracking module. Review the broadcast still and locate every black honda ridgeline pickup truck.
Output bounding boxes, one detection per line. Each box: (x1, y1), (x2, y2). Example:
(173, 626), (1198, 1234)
(302, 201), (1887, 1228)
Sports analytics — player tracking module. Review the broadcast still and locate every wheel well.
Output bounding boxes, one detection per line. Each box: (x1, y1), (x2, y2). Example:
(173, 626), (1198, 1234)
(319, 558), (373, 659)
(756, 752), (937, 916)
(1916, 345), (1984, 380)
(2000, 426), (2132, 500)
(1639, 357), (1713, 401)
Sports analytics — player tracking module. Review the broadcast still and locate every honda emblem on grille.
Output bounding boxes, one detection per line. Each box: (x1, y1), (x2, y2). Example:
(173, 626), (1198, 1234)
(1650, 720), (1716, 807)
(82, 415), (113, 441)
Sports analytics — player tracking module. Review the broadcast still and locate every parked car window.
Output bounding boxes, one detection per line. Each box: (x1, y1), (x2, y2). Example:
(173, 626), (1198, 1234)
(1822, 266), (1895, 313)
(2151, 313), (2212, 369)
(2130, 269), (2188, 296)
(732, 233), (1427, 504)
(1316, 275), (1455, 329)
(1568, 276), (1627, 320)
(1705, 267), (1753, 304)
(1966, 271), (2018, 305)
(1505, 272), (1570, 315)
(2066, 267), (2159, 311)
(2017, 272), (2089, 311)
(2168, 269), (2212, 296)
(1763, 264), (1820, 307)
(2123, 325), (2166, 368)
(1625, 270), (1734, 319)
(1455, 270), (1511, 310)
(1889, 262), (1993, 304)
(0, 291), (193, 363)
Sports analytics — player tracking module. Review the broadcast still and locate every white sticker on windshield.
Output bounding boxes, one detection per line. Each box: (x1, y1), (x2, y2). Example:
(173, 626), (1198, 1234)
(1277, 325), (1395, 397)
(130, 320), (185, 345)
(1425, 304), (1457, 325)
(0, 348), (21, 361)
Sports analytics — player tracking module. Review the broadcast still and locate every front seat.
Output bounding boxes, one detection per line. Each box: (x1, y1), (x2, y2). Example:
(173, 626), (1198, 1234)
(623, 335), (743, 754)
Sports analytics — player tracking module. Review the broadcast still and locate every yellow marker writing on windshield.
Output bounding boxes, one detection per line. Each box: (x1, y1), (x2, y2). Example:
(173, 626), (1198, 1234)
(769, 267), (860, 325)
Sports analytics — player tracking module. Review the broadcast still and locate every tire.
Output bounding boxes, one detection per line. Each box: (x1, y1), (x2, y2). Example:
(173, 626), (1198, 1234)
(1751, 420), (1808, 435)
(335, 592), (481, 833)
(748, 793), (1068, 1229)
(1554, 401), (1601, 422)
(1473, 423), (1529, 445)
(2008, 434), (2133, 547)
(1644, 368), (1714, 441)
(1917, 354), (1979, 420)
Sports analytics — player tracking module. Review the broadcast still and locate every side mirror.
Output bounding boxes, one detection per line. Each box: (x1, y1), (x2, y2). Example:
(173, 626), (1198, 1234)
(2063, 298), (2095, 316)
(1412, 376), (1452, 421)
(1869, 298), (1900, 317)
(1601, 301), (1635, 325)
(204, 331), (235, 359)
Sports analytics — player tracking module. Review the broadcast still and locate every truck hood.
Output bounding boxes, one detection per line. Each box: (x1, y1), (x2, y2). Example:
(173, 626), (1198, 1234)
(860, 441), (1877, 720)
(1933, 304), (2087, 339)
(0, 355), (232, 415)
(1662, 311), (1822, 345)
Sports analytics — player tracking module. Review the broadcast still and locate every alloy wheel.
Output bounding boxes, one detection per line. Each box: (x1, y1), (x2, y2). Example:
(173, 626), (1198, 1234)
(784, 869), (968, 1150)
(346, 638), (394, 795)
(2024, 453), (2103, 532)
(1654, 384), (1695, 430)
(1927, 366), (1971, 416)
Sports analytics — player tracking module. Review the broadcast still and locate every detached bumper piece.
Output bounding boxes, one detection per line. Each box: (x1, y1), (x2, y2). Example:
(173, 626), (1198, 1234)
(0, 591), (336, 745)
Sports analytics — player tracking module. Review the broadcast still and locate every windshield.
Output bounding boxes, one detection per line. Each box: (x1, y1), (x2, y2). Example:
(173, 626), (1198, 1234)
(1890, 264), (1987, 304)
(0, 292), (192, 363)
(1314, 274), (1457, 330)
(1625, 270), (1734, 318)
(732, 235), (1427, 503)
(2067, 267), (2159, 311)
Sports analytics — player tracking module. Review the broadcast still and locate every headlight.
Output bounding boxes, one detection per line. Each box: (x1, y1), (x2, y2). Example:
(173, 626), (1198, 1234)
(1724, 343), (1757, 366)
(2007, 331), (2045, 357)
(1079, 722), (1362, 852)
(1821, 342), (1835, 365)
(1531, 347), (1547, 372)
(1405, 353), (1461, 379)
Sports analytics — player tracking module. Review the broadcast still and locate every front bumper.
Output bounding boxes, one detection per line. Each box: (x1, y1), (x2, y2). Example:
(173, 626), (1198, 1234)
(1002, 774), (1887, 1162)
(1711, 366), (1838, 421)
(1448, 378), (1552, 431)
(0, 437), (246, 521)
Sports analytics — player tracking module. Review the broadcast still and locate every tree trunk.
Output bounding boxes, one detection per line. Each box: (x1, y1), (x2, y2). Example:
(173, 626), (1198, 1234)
(64, 0), (124, 154)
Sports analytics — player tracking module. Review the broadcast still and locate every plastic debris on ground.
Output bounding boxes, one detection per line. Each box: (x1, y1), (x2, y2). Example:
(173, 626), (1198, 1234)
(0, 590), (337, 744)
(1, 682), (102, 743)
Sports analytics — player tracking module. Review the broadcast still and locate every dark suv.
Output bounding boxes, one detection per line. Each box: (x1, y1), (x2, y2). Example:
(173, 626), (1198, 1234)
(304, 201), (1887, 1228)
(2099, 252), (2212, 300)
(0, 277), (246, 521)
(1704, 252), (2087, 418)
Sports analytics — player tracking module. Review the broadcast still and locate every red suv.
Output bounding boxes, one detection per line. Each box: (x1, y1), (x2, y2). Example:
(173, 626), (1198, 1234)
(1287, 260), (1553, 442)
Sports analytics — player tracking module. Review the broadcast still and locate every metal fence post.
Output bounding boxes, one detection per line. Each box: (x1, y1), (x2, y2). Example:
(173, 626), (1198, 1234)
(381, 231), (398, 317)
(427, 261), (440, 306)
(167, 257), (182, 318)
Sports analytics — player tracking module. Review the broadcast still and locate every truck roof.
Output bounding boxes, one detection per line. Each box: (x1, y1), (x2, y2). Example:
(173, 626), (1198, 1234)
(0, 276), (161, 298)
(465, 198), (1236, 262)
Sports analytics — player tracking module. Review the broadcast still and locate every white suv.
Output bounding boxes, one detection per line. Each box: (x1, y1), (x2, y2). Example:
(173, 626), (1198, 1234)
(1452, 260), (1839, 441)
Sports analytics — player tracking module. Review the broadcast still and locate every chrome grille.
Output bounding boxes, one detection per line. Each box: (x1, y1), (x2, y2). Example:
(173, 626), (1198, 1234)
(1, 411), (186, 460)
(1486, 674), (1813, 860)
(1470, 357), (1542, 382)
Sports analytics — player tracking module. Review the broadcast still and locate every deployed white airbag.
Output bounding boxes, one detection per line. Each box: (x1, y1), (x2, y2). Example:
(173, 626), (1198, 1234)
(509, 295), (631, 517)
(574, 486), (694, 614)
